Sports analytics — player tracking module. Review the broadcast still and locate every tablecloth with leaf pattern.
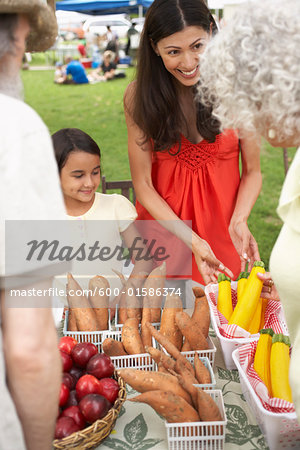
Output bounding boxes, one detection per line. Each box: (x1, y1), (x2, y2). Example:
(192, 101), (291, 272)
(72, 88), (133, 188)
(97, 331), (269, 450)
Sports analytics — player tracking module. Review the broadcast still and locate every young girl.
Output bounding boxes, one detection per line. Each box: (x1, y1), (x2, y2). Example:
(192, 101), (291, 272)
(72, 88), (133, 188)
(124, 0), (262, 285)
(52, 127), (151, 302)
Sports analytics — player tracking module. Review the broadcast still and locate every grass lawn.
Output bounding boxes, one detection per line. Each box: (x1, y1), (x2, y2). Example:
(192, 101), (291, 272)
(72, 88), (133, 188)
(22, 66), (136, 180)
(22, 67), (297, 270)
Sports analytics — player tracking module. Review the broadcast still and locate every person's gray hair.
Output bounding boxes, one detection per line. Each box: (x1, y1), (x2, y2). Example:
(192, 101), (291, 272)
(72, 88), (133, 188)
(0, 14), (18, 60)
(0, 14), (23, 99)
(197, 0), (300, 142)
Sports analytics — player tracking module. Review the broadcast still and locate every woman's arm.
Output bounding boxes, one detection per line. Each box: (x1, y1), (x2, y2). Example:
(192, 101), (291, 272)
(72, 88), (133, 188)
(229, 132), (262, 270)
(124, 83), (233, 283)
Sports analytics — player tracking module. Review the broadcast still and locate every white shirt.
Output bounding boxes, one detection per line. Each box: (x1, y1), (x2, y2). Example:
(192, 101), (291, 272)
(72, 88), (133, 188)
(0, 93), (67, 288)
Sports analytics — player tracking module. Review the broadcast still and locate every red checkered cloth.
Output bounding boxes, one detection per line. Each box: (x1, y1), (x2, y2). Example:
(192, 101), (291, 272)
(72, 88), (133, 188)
(206, 282), (286, 339)
(238, 342), (295, 413)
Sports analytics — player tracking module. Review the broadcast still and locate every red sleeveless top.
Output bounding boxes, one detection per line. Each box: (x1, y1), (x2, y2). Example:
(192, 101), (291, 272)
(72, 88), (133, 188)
(136, 130), (241, 284)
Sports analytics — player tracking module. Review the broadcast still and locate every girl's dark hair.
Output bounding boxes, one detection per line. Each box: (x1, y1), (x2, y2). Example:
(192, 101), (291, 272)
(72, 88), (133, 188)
(130, 0), (220, 151)
(52, 128), (101, 173)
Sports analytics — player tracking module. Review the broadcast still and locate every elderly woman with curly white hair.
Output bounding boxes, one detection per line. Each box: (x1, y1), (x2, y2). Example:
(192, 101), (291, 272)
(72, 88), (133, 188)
(198, 0), (300, 422)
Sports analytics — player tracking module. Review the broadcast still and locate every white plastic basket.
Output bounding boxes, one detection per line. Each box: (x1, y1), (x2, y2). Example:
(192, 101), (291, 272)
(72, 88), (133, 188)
(189, 356), (216, 390)
(232, 347), (300, 450)
(165, 389), (227, 450)
(205, 283), (288, 370)
(180, 337), (217, 367)
(62, 310), (111, 350)
(101, 330), (157, 370)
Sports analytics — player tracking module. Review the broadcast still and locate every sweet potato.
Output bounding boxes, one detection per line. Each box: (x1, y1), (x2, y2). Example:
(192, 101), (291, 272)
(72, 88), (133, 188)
(192, 286), (205, 298)
(144, 346), (163, 365)
(175, 311), (208, 351)
(112, 269), (126, 286)
(141, 299), (152, 348)
(172, 372), (199, 409)
(196, 388), (223, 422)
(194, 352), (211, 385)
(125, 279), (142, 322)
(118, 292), (128, 324)
(160, 293), (183, 350)
(181, 339), (192, 352)
(145, 345), (177, 373)
(102, 338), (128, 356)
(66, 273), (98, 332)
(130, 390), (200, 423)
(159, 352), (177, 373)
(67, 308), (77, 331)
(118, 368), (192, 404)
(175, 373), (222, 421)
(121, 318), (144, 354)
(174, 359), (198, 385)
(143, 262), (166, 323)
(157, 363), (169, 373)
(88, 276), (109, 331)
(192, 287), (210, 338)
(112, 270), (127, 324)
(146, 322), (194, 374)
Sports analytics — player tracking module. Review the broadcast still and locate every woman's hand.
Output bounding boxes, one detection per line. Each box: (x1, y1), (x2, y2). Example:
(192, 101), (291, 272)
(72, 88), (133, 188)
(229, 221), (260, 271)
(193, 237), (233, 285)
(256, 272), (280, 301)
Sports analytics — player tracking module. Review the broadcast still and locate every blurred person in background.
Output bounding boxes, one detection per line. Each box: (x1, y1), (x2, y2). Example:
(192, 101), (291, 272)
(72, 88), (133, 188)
(105, 25), (119, 63)
(0, 0), (69, 448)
(58, 55), (89, 84)
(54, 61), (66, 84)
(125, 20), (139, 57)
(198, 0), (300, 422)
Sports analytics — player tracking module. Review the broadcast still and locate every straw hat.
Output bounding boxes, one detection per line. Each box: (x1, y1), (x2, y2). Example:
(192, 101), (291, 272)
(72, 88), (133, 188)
(0, 0), (57, 52)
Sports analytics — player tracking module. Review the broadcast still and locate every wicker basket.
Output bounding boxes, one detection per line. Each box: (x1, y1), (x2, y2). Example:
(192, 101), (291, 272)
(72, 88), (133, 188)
(53, 373), (126, 450)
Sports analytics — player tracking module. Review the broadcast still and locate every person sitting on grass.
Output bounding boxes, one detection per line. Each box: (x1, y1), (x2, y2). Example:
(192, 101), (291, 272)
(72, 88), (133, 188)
(89, 50), (126, 82)
(58, 56), (89, 84)
(54, 61), (66, 84)
(100, 50), (116, 80)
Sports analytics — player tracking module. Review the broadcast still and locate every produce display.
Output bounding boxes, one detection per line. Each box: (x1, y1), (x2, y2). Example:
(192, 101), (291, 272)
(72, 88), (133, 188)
(66, 273), (109, 332)
(102, 287), (210, 357)
(117, 334), (222, 424)
(55, 337), (121, 440)
(216, 261), (267, 333)
(58, 262), (297, 448)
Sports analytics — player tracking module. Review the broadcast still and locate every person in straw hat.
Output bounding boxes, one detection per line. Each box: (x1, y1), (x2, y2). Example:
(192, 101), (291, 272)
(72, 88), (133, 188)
(0, 1), (70, 449)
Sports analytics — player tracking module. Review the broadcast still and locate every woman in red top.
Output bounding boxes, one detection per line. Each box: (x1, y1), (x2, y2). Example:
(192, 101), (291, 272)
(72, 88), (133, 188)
(124, 0), (261, 285)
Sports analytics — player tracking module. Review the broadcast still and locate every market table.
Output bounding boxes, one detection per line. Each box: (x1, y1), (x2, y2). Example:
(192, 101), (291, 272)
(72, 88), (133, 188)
(95, 330), (268, 450)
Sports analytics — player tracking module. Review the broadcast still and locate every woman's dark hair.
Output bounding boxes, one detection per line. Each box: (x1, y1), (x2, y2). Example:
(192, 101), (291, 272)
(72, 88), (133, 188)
(130, 0), (220, 151)
(52, 128), (101, 173)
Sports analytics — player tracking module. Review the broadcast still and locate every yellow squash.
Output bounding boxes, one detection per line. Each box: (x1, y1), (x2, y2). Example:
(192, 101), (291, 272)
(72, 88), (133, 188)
(248, 297), (263, 335)
(236, 271), (249, 301)
(253, 328), (274, 395)
(270, 333), (293, 402)
(228, 261), (265, 331)
(217, 273), (233, 321)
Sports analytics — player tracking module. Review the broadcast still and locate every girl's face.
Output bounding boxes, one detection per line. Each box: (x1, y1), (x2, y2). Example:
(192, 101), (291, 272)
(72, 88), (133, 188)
(155, 26), (211, 87)
(60, 151), (100, 208)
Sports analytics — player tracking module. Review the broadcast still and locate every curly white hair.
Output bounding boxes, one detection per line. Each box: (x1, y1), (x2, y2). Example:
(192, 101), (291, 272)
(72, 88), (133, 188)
(198, 0), (300, 143)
